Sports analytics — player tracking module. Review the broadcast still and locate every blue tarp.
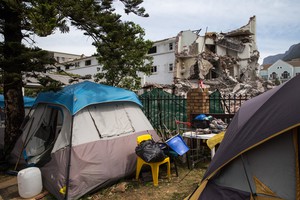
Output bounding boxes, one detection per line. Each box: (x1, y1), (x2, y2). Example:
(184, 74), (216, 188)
(0, 95), (36, 108)
(34, 81), (142, 115)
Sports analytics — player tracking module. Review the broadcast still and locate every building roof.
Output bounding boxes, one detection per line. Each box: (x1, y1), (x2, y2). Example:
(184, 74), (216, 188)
(23, 72), (91, 88)
(260, 59), (300, 70)
(153, 37), (176, 44)
(287, 59), (300, 67)
(260, 63), (272, 70)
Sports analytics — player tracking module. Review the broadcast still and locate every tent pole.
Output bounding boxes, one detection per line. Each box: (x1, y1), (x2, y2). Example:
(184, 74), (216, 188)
(64, 117), (73, 200)
(14, 116), (35, 171)
(240, 155), (256, 199)
(294, 127), (300, 199)
(87, 109), (102, 138)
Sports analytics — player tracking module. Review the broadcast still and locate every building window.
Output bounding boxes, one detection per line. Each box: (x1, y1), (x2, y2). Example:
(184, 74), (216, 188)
(151, 66), (157, 73)
(206, 44), (216, 53)
(65, 66), (70, 70)
(169, 43), (173, 50)
(282, 71), (290, 79)
(85, 60), (91, 66)
(270, 72), (277, 79)
(75, 62), (80, 68)
(148, 46), (157, 54)
(168, 63), (173, 72)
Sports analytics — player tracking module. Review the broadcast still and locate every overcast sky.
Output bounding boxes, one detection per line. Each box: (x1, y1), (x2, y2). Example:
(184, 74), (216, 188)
(32, 0), (300, 64)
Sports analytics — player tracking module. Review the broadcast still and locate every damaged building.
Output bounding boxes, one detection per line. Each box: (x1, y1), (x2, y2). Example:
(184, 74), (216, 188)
(141, 16), (270, 98)
(53, 16), (266, 96)
(175, 15), (260, 85)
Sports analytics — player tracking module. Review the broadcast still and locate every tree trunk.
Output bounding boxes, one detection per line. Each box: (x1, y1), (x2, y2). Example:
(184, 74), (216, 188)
(3, 74), (25, 158)
(2, 1), (25, 159)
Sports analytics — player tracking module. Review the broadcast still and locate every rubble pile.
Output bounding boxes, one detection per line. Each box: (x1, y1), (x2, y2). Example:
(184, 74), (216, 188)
(194, 117), (228, 135)
(204, 76), (275, 97)
(142, 16), (274, 99)
(143, 75), (275, 100)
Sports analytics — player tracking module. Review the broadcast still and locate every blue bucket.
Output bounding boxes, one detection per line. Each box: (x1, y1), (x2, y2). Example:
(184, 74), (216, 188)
(166, 135), (189, 156)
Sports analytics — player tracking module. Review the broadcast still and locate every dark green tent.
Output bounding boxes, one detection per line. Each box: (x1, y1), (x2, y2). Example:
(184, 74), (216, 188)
(209, 89), (224, 114)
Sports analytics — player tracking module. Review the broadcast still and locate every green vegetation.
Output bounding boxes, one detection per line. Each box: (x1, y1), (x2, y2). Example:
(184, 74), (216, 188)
(0, 0), (150, 159)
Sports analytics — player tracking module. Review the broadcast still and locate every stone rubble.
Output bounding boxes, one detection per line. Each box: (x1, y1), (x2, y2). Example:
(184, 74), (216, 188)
(143, 75), (275, 99)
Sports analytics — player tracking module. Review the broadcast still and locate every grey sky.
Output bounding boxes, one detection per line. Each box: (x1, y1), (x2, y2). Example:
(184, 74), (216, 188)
(33, 0), (300, 64)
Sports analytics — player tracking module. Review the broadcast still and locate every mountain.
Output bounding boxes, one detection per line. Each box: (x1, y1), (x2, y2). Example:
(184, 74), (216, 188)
(263, 43), (300, 64)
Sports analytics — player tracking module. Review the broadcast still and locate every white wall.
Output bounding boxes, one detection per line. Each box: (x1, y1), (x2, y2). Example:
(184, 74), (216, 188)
(142, 38), (176, 85)
(52, 52), (82, 63)
(68, 66), (99, 76)
(61, 56), (100, 76)
(144, 53), (175, 84)
(294, 67), (300, 76)
(268, 60), (293, 80)
(177, 31), (198, 53)
(60, 38), (177, 86)
(259, 69), (268, 79)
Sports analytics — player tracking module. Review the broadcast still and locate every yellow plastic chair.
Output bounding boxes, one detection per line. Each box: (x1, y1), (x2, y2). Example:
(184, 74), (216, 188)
(135, 134), (171, 186)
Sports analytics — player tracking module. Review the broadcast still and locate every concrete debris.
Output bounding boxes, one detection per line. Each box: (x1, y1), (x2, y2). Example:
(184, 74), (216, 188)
(195, 117), (227, 134)
(198, 58), (214, 79)
(217, 37), (245, 53)
(175, 16), (260, 86)
(143, 75), (275, 100)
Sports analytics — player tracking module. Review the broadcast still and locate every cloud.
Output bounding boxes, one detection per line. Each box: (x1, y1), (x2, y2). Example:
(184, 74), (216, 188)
(33, 0), (300, 61)
(32, 28), (96, 56)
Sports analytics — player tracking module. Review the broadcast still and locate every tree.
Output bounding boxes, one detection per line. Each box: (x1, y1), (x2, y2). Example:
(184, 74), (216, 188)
(0, 0), (149, 159)
(93, 21), (153, 90)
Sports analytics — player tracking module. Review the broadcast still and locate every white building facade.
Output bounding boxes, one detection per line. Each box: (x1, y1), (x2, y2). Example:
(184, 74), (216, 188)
(49, 51), (84, 63)
(59, 56), (101, 77)
(56, 38), (176, 86)
(141, 37), (176, 85)
(260, 59), (300, 83)
(53, 16), (260, 87)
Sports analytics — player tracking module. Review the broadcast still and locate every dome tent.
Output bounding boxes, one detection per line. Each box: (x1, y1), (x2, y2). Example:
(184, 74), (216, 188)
(10, 81), (159, 200)
(0, 95), (36, 108)
(187, 75), (300, 200)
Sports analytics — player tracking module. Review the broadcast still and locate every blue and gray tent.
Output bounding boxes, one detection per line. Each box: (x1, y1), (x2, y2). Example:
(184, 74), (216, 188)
(11, 81), (159, 200)
(0, 95), (35, 108)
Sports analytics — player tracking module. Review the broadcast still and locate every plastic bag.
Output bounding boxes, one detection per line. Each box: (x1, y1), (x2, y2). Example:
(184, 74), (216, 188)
(135, 139), (167, 163)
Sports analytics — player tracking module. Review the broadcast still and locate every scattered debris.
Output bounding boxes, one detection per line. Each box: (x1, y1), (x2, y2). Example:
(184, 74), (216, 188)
(110, 182), (128, 193)
(193, 116), (227, 134)
(143, 75), (275, 99)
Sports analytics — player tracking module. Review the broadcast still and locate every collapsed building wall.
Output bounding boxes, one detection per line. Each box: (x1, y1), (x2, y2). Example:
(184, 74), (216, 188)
(175, 16), (260, 83)
(142, 16), (274, 101)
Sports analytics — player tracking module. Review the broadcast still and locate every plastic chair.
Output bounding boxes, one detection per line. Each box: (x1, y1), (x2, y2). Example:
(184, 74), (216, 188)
(135, 134), (171, 186)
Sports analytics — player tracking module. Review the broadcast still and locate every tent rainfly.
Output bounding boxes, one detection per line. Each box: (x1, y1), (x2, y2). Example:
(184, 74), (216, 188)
(10, 81), (159, 200)
(187, 75), (300, 200)
(0, 95), (36, 108)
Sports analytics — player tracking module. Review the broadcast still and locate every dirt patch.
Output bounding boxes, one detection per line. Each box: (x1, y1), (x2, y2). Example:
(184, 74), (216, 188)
(82, 161), (208, 200)
(0, 161), (208, 200)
